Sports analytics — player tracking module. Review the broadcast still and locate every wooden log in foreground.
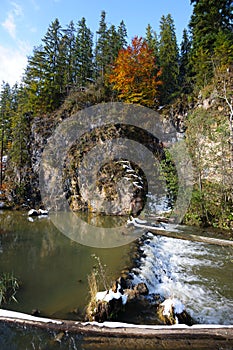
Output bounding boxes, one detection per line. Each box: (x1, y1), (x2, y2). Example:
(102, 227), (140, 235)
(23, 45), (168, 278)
(0, 310), (233, 349)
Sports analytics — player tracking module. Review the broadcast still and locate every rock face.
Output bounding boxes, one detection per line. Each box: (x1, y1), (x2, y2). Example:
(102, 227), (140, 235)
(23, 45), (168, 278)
(3, 102), (169, 213)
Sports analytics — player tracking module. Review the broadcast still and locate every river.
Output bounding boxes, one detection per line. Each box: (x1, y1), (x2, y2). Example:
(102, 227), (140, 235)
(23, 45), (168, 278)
(0, 210), (232, 349)
(0, 211), (132, 319)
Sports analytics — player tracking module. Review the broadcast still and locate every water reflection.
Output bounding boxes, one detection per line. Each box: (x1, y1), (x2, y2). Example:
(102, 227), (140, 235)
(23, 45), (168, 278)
(51, 211), (142, 248)
(0, 211), (133, 319)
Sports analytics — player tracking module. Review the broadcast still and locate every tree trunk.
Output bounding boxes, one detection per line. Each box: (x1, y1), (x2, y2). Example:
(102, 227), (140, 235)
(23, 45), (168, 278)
(0, 309), (232, 349)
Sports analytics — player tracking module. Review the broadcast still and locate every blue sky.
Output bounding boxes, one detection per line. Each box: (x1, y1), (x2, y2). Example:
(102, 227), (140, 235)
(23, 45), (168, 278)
(0, 0), (193, 86)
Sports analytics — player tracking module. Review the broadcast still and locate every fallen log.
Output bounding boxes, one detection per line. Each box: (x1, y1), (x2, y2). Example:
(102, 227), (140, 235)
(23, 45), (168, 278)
(0, 309), (232, 350)
(148, 227), (233, 247)
(128, 217), (233, 247)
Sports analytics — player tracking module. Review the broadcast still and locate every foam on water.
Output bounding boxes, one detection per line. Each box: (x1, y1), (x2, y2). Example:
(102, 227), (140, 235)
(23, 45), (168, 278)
(131, 234), (233, 324)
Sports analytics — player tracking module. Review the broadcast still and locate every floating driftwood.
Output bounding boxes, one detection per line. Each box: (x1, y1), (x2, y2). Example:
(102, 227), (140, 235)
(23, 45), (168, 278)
(0, 310), (232, 349)
(128, 217), (233, 247)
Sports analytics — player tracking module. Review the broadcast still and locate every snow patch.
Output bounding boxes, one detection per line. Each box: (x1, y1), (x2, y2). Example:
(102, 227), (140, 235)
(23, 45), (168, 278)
(95, 283), (128, 305)
(0, 309), (62, 324)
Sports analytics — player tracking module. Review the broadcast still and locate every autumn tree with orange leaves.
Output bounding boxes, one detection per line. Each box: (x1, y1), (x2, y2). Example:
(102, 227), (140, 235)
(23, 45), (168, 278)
(107, 36), (162, 107)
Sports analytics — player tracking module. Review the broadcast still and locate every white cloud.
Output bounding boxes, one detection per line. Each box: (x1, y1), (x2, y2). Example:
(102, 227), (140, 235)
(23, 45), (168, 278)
(1, 2), (23, 39)
(11, 2), (23, 17)
(0, 3), (32, 86)
(0, 45), (28, 86)
(2, 12), (16, 38)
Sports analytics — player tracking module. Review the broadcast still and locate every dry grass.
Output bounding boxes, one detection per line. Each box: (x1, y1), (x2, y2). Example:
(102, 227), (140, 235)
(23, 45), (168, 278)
(86, 255), (110, 321)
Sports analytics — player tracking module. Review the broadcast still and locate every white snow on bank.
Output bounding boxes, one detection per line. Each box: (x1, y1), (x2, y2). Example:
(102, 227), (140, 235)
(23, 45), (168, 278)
(96, 283), (127, 305)
(161, 297), (185, 317)
(81, 320), (233, 329)
(0, 309), (62, 324)
(127, 216), (179, 232)
(0, 309), (232, 330)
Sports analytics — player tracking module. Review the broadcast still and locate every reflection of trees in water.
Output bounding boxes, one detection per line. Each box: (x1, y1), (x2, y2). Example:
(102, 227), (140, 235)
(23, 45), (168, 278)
(0, 210), (133, 277)
(0, 211), (59, 258)
(0, 211), (133, 318)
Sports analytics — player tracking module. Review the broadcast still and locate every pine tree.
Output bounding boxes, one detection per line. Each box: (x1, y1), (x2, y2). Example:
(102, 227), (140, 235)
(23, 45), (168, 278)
(95, 12), (128, 83)
(24, 19), (64, 112)
(8, 85), (33, 202)
(179, 28), (192, 93)
(190, 0), (233, 53)
(75, 17), (94, 87)
(107, 24), (128, 68)
(213, 29), (233, 68)
(117, 20), (127, 49)
(23, 45), (48, 112)
(145, 24), (159, 59)
(159, 14), (179, 104)
(24, 19), (73, 112)
(189, 0), (233, 87)
(0, 82), (12, 187)
(62, 20), (77, 90)
(42, 18), (64, 106)
(95, 11), (109, 79)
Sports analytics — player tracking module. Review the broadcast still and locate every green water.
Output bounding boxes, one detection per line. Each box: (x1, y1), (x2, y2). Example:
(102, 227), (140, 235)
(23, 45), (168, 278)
(0, 211), (132, 319)
(0, 211), (232, 350)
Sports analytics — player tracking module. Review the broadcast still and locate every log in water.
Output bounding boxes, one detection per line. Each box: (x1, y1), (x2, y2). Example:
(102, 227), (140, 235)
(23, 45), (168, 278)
(129, 217), (233, 247)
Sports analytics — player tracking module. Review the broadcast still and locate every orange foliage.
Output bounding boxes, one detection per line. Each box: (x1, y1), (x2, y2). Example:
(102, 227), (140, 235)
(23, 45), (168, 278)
(108, 36), (162, 107)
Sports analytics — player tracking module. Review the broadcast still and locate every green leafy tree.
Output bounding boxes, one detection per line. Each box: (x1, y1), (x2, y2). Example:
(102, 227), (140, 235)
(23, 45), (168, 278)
(23, 45), (48, 113)
(108, 36), (162, 107)
(159, 14), (179, 104)
(185, 107), (232, 228)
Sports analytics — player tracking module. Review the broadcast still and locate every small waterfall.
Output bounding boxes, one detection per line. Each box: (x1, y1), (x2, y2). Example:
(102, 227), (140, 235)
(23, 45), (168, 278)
(130, 232), (233, 325)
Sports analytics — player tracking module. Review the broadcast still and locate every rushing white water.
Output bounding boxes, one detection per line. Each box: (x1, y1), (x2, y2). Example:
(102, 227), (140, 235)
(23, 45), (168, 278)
(131, 233), (233, 325)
